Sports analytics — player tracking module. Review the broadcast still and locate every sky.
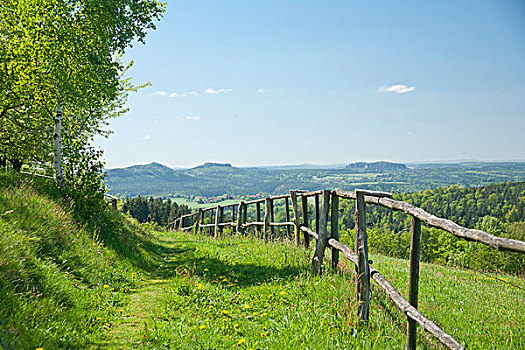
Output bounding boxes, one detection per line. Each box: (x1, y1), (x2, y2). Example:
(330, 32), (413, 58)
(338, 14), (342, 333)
(94, 0), (525, 169)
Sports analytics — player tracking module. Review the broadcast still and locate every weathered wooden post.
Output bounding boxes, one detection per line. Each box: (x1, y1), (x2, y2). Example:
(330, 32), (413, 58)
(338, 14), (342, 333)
(236, 201), (244, 234)
(290, 191), (301, 246)
(269, 198), (275, 238)
(330, 191), (340, 270)
(256, 201), (262, 236)
(199, 209), (204, 234)
(195, 209), (202, 234)
(355, 189), (370, 324)
(301, 195), (310, 248)
(315, 193), (320, 234)
(178, 216), (184, 231)
(263, 198), (271, 239)
(311, 190), (331, 275)
(407, 216), (422, 350)
(285, 197), (291, 238)
(214, 205), (222, 238)
(242, 202), (247, 227)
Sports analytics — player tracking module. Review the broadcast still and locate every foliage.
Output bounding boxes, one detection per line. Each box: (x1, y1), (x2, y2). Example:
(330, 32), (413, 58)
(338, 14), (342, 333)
(122, 196), (192, 227)
(0, 0), (165, 174)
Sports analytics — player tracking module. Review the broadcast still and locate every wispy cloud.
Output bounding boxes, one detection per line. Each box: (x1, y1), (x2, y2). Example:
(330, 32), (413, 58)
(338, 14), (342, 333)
(144, 134), (151, 140)
(189, 91), (200, 96)
(205, 87), (233, 94)
(379, 84), (416, 94)
(169, 92), (186, 98)
(257, 88), (270, 93)
(184, 115), (201, 121)
(154, 91), (167, 96)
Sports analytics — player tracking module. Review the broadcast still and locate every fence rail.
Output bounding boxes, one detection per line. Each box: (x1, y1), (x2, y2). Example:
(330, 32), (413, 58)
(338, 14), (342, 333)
(170, 188), (525, 350)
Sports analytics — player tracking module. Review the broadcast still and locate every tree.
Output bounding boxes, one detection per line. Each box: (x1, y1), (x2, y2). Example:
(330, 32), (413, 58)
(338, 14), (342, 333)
(0, 0), (165, 184)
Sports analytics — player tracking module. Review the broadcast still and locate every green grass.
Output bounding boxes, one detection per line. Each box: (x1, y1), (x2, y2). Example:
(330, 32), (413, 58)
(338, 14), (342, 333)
(127, 231), (524, 349)
(2, 169), (524, 349)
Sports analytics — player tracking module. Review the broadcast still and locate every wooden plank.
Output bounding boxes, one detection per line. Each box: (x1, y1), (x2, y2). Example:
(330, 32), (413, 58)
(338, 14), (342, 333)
(269, 222), (294, 227)
(269, 193), (291, 200)
(285, 197), (291, 238)
(199, 223), (215, 228)
(315, 193), (320, 234)
(263, 198), (271, 240)
(311, 190), (331, 275)
(333, 188), (393, 199)
(298, 190), (323, 197)
(360, 194), (525, 254)
(355, 191), (370, 324)
(290, 190), (301, 246)
(301, 195), (310, 248)
(330, 192), (340, 270)
(245, 198), (266, 205)
(407, 217), (422, 350)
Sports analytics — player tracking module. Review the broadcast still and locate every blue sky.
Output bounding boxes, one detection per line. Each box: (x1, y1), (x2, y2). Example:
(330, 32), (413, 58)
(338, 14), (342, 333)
(95, 0), (525, 168)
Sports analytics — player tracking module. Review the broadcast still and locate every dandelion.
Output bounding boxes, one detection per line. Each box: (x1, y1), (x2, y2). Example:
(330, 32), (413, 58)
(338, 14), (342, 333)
(197, 283), (203, 290)
(36, 348), (44, 350)
(252, 312), (258, 316)
(202, 261), (205, 264)
(237, 338), (246, 345)
(103, 284), (109, 289)
(221, 310), (229, 315)
(200, 325), (206, 330)
(233, 323), (238, 328)
(209, 305), (214, 309)
(245, 304), (251, 309)
(242, 252), (246, 255)
(279, 291), (286, 296)
(260, 312), (268, 317)
(204, 268), (209, 271)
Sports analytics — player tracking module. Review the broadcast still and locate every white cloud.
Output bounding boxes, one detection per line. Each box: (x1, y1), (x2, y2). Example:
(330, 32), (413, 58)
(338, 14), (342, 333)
(169, 92), (186, 98)
(184, 115), (201, 121)
(144, 134), (151, 140)
(154, 91), (167, 96)
(379, 84), (416, 94)
(189, 91), (201, 96)
(204, 87), (233, 94)
(257, 88), (270, 93)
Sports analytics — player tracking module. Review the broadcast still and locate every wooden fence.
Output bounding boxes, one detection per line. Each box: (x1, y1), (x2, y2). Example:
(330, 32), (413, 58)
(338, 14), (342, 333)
(171, 188), (525, 350)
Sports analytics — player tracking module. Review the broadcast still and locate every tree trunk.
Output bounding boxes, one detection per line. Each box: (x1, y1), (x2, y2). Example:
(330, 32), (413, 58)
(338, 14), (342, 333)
(53, 103), (64, 186)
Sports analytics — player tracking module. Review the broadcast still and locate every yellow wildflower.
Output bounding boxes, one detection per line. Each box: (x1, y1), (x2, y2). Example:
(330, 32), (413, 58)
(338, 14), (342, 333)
(261, 332), (267, 337)
(221, 310), (229, 315)
(252, 312), (258, 316)
(197, 283), (203, 290)
(245, 304), (251, 309)
(204, 268), (209, 271)
(279, 291), (286, 296)
(36, 348), (44, 350)
(103, 284), (109, 289)
(200, 325), (206, 330)
(237, 338), (246, 345)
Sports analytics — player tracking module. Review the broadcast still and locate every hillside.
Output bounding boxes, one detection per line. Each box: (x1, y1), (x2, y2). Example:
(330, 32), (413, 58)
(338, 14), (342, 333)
(105, 161), (525, 198)
(1, 170), (524, 349)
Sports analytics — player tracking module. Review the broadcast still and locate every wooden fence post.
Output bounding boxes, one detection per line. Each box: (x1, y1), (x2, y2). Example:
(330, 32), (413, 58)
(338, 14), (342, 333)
(178, 217), (183, 231)
(269, 198), (275, 238)
(315, 193), (320, 234)
(285, 197), (291, 238)
(214, 205), (222, 238)
(242, 202), (247, 227)
(195, 209), (202, 234)
(311, 190), (331, 275)
(256, 202), (262, 236)
(236, 201), (244, 234)
(290, 191), (300, 245)
(263, 198), (271, 239)
(355, 190), (370, 324)
(331, 192), (340, 270)
(301, 195), (310, 248)
(199, 209), (204, 234)
(407, 216), (422, 350)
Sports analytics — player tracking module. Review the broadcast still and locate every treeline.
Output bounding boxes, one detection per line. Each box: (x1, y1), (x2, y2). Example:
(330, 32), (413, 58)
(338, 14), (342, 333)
(122, 197), (191, 227)
(336, 181), (525, 274)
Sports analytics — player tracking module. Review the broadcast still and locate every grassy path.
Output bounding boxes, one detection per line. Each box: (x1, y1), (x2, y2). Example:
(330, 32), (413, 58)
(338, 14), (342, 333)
(90, 233), (183, 349)
(89, 230), (525, 349)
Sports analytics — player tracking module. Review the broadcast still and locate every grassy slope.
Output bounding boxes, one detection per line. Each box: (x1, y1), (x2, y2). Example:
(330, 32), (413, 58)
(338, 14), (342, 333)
(0, 172), (155, 349)
(1, 170), (523, 349)
(119, 231), (524, 350)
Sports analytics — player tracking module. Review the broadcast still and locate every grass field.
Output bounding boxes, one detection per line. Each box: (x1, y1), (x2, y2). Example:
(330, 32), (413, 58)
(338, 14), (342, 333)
(2, 170), (524, 349)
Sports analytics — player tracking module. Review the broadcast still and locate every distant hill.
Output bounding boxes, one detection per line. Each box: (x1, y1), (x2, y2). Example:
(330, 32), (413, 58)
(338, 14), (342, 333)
(345, 161), (408, 172)
(105, 161), (525, 198)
